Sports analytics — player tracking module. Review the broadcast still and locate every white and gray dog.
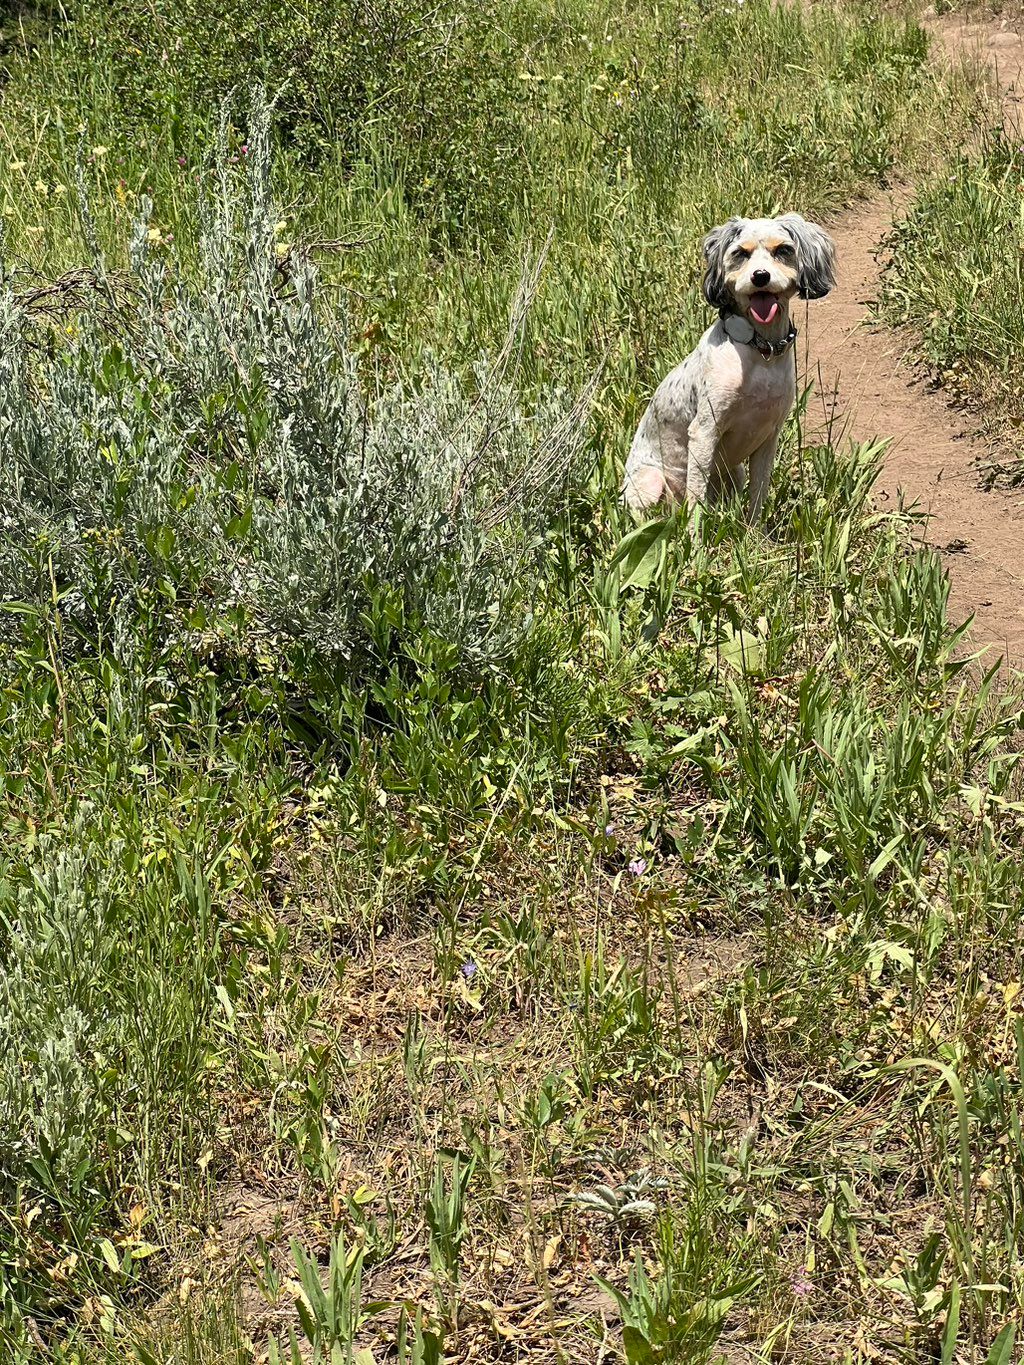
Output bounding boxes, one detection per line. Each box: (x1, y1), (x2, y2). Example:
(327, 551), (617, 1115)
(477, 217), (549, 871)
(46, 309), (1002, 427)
(622, 214), (837, 520)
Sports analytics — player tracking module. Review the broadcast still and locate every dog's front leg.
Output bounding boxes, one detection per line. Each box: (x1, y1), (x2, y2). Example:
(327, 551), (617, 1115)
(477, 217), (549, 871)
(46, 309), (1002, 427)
(747, 434), (779, 522)
(685, 416), (716, 519)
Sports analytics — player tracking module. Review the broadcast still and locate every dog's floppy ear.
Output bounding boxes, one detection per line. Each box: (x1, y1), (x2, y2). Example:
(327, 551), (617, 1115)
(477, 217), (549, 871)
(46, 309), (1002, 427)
(701, 217), (743, 312)
(778, 214), (837, 299)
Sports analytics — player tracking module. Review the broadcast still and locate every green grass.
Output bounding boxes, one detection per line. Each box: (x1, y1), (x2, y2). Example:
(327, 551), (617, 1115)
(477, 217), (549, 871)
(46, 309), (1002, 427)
(0, 1), (1022, 1362)
(880, 128), (1024, 484)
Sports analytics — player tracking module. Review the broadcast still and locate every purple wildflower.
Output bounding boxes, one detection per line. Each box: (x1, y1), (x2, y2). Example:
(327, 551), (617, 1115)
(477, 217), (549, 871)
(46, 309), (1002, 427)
(177, 156), (186, 167)
(460, 960), (477, 980)
(628, 858), (648, 877)
(604, 822), (615, 836)
(791, 1273), (813, 1298)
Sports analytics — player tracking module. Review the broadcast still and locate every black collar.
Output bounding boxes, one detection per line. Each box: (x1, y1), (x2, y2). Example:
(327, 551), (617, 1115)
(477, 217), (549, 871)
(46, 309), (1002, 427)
(721, 312), (798, 361)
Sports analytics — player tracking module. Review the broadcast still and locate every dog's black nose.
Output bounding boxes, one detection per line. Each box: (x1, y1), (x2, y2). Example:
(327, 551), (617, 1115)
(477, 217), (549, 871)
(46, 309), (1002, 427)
(751, 269), (771, 287)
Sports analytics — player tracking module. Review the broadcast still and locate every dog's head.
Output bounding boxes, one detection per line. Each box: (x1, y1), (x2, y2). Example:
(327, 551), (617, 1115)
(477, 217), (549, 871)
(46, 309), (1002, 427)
(702, 214), (837, 326)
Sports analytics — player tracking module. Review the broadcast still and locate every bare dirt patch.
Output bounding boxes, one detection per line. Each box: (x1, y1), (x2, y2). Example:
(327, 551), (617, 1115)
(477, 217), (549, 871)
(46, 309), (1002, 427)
(802, 13), (1024, 665)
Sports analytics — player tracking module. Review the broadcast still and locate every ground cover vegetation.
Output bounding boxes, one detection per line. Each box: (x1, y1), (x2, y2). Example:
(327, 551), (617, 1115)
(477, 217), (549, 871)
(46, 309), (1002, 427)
(0, 0), (1022, 1361)
(881, 119), (1024, 484)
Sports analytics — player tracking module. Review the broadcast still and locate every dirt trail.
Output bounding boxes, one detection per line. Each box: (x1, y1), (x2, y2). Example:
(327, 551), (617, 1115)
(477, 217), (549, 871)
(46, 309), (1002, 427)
(802, 13), (1024, 665)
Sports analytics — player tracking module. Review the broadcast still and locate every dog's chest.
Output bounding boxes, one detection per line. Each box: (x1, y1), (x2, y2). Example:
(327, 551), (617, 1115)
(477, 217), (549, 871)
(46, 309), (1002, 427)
(707, 345), (795, 462)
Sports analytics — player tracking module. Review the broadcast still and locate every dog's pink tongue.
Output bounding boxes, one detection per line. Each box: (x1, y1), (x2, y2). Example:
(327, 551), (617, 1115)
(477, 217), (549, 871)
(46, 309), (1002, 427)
(749, 291), (779, 325)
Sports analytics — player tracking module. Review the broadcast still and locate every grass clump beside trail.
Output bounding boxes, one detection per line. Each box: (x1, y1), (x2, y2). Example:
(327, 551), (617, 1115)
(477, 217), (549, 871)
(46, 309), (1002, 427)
(881, 126), (1024, 485)
(1, 1), (1023, 1363)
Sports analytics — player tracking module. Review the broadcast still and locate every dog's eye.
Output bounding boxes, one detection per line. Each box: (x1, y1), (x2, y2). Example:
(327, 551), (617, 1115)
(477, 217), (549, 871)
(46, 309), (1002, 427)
(730, 248), (752, 263)
(774, 244), (796, 260)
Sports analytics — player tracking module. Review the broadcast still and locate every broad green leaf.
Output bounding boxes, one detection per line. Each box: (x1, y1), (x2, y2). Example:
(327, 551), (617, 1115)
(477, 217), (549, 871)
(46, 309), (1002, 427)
(867, 831), (904, 881)
(622, 1324), (659, 1364)
(98, 1238), (122, 1275)
(716, 627), (763, 674)
(608, 518), (673, 590)
(224, 503), (253, 540)
(664, 723), (717, 757)
(984, 1323), (1016, 1365)
(940, 1281), (960, 1365)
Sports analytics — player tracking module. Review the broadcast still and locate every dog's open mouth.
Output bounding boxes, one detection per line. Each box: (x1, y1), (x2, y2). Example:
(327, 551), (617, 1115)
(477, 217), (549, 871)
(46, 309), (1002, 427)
(748, 291), (780, 326)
